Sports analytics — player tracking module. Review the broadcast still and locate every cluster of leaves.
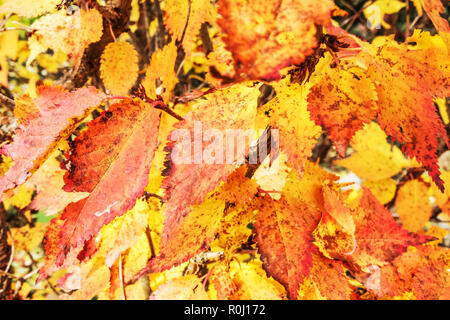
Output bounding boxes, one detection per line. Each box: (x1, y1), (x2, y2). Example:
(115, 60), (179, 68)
(0, 0), (449, 300)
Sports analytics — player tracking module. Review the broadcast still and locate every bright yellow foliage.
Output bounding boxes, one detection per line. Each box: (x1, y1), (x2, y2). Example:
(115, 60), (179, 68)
(266, 79), (322, 178)
(100, 42), (139, 96)
(142, 40), (178, 103)
(336, 122), (414, 181)
(364, 0), (406, 30)
(362, 178), (397, 205)
(0, 30), (18, 86)
(395, 179), (432, 232)
(227, 258), (286, 300)
(9, 222), (46, 252)
(3, 184), (33, 209)
(98, 199), (150, 267)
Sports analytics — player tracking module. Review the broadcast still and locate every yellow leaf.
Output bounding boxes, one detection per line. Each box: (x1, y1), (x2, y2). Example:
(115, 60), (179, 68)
(36, 51), (68, 74)
(163, 0), (189, 41)
(100, 42), (139, 96)
(266, 79), (322, 178)
(362, 178), (397, 205)
(336, 122), (414, 181)
(211, 202), (255, 256)
(3, 184), (33, 209)
(436, 98), (449, 125)
(364, 0), (406, 30)
(163, 0), (215, 58)
(98, 199), (150, 267)
(0, 0), (59, 18)
(395, 179), (432, 232)
(62, 256), (110, 300)
(123, 233), (151, 284)
(424, 225), (449, 246)
(9, 222), (46, 252)
(142, 40), (178, 103)
(228, 258), (286, 300)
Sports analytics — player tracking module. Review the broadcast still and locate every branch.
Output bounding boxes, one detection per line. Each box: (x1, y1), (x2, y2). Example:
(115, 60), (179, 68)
(0, 93), (15, 110)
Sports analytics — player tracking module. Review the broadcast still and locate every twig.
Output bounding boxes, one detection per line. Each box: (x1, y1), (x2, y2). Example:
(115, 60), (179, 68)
(405, 0), (410, 39)
(0, 93), (15, 110)
(0, 267), (38, 281)
(4, 229), (13, 273)
(145, 227), (156, 259)
(118, 255), (127, 300)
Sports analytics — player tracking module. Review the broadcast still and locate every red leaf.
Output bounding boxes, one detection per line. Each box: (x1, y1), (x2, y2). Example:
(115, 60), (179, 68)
(40, 99), (160, 274)
(314, 187), (435, 272)
(254, 195), (322, 299)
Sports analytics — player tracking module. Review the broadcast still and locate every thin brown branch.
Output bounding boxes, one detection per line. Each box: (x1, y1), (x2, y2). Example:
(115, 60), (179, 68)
(0, 93), (15, 110)
(118, 255), (127, 300)
(145, 227), (156, 259)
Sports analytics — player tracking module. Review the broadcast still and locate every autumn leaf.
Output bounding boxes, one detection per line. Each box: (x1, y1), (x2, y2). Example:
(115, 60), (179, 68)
(149, 275), (209, 300)
(363, 0), (406, 30)
(361, 178), (397, 205)
(0, 30), (18, 87)
(143, 167), (257, 275)
(100, 42), (139, 96)
(395, 179), (432, 232)
(58, 255), (110, 300)
(40, 99), (160, 276)
(415, 0), (450, 49)
(266, 78), (322, 178)
(314, 187), (435, 272)
(307, 55), (378, 157)
(38, 216), (83, 281)
(210, 261), (238, 299)
(27, 8), (103, 71)
(98, 199), (150, 267)
(297, 253), (351, 300)
(253, 193), (322, 299)
(335, 122), (414, 180)
(0, 0), (59, 18)
(217, 0), (334, 80)
(357, 39), (450, 189)
(358, 246), (450, 300)
(158, 83), (259, 264)
(224, 258), (287, 300)
(142, 40), (178, 103)
(9, 223), (47, 252)
(211, 201), (255, 257)
(25, 147), (89, 216)
(0, 85), (106, 197)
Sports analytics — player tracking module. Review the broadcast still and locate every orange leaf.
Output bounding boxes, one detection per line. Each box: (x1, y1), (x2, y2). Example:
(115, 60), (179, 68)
(159, 83), (258, 259)
(254, 195), (322, 299)
(40, 99), (160, 277)
(217, 0), (334, 80)
(314, 187), (435, 272)
(307, 55), (378, 156)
